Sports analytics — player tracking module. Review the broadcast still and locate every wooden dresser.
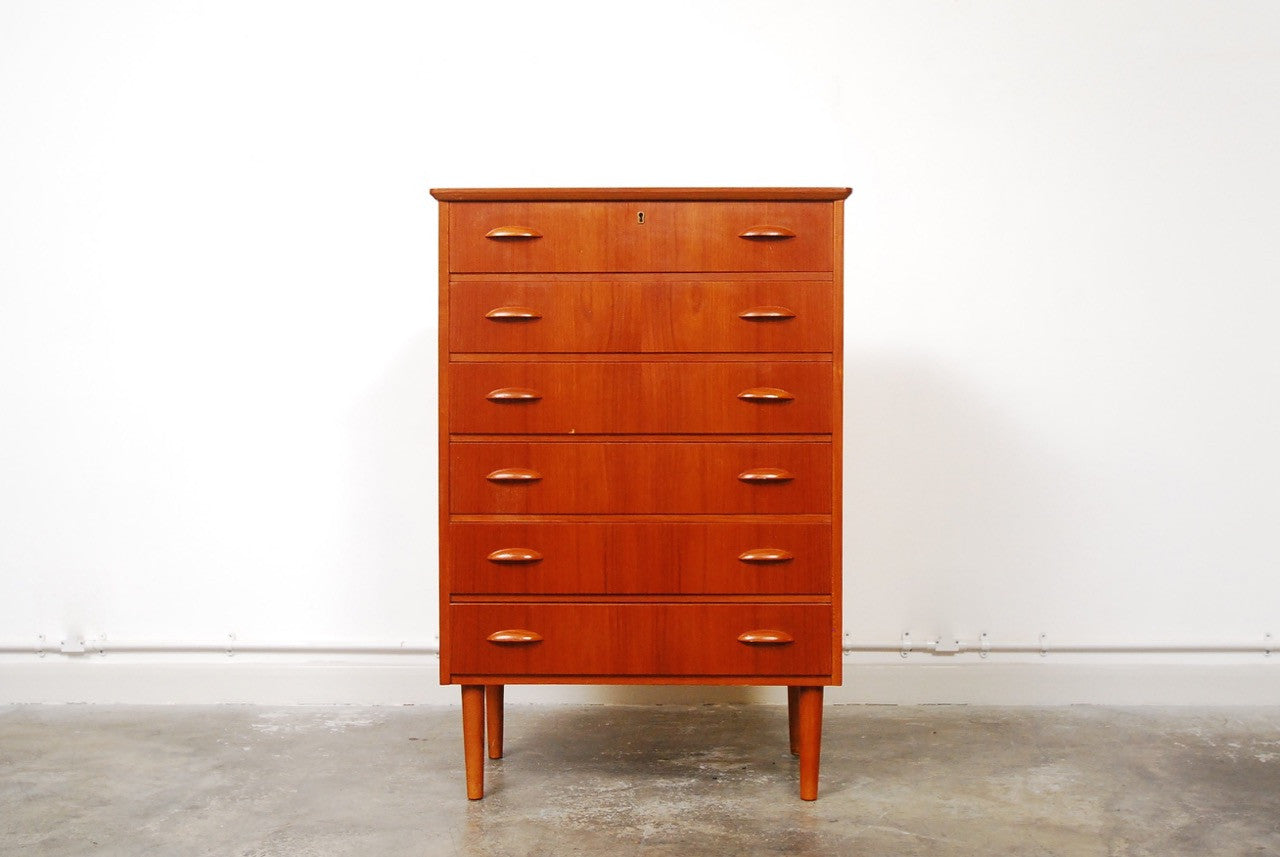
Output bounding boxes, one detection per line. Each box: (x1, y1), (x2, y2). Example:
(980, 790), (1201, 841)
(430, 187), (849, 800)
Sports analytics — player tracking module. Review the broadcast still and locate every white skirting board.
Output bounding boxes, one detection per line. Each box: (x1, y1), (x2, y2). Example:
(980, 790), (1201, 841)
(2, 657), (1278, 706)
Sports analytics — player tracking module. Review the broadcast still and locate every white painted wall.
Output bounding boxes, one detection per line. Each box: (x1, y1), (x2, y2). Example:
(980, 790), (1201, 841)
(2, 1), (1278, 703)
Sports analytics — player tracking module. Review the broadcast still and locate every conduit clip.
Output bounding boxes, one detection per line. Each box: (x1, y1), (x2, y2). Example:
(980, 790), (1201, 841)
(1039, 633), (1049, 657)
(900, 631), (912, 659)
(1266, 633), (1273, 657)
(60, 638), (86, 655)
(979, 632), (990, 659)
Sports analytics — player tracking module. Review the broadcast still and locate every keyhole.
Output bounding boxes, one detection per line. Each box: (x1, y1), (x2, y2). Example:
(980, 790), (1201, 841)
(637, 211), (645, 224)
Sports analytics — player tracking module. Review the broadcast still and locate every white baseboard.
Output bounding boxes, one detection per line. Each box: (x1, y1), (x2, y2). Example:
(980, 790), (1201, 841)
(831, 661), (1280, 705)
(2, 657), (1277, 706)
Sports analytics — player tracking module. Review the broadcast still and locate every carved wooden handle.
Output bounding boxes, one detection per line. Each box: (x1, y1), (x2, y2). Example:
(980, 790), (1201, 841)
(738, 226), (796, 240)
(738, 306), (797, 321)
(737, 548), (795, 564)
(737, 630), (795, 645)
(485, 467), (542, 484)
(486, 629), (544, 644)
(484, 306), (542, 321)
(737, 387), (794, 403)
(485, 226), (541, 240)
(737, 467), (794, 484)
(486, 548), (543, 564)
(486, 387), (542, 403)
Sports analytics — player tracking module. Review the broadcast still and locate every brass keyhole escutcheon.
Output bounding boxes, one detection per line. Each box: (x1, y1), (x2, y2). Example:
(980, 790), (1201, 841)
(637, 211), (645, 224)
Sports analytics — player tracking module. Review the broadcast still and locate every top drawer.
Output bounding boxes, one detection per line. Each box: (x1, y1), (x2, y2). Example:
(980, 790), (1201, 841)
(448, 202), (833, 273)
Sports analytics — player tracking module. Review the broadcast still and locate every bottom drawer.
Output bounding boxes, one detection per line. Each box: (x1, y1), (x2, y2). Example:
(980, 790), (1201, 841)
(448, 604), (833, 678)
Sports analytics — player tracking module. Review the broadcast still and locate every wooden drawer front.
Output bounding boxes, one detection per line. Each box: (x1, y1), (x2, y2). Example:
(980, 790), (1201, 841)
(449, 522), (832, 595)
(450, 362), (832, 435)
(450, 604), (832, 677)
(450, 442), (831, 515)
(449, 202), (833, 273)
(450, 280), (834, 353)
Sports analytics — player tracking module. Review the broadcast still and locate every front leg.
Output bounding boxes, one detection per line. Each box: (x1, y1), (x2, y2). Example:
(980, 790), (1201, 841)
(461, 685), (485, 799)
(796, 686), (824, 800)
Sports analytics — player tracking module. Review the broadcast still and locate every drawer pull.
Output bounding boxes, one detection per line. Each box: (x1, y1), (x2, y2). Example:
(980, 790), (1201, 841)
(486, 387), (543, 403)
(484, 306), (542, 322)
(738, 226), (796, 241)
(738, 387), (794, 403)
(486, 548), (544, 564)
(738, 306), (797, 321)
(737, 548), (795, 564)
(484, 226), (542, 240)
(738, 467), (794, 484)
(486, 629), (544, 644)
(737, 629), (795, 645)
(485, 467), (542, 484)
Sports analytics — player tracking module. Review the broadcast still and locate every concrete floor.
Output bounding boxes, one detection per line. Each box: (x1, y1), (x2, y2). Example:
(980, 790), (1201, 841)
(1, 705), (1278, 857)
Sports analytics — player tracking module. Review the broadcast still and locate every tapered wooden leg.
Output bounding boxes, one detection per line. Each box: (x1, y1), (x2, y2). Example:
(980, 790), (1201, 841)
(787, 686), (801, 756)
(461, 685), (485, 800)
(796, 686), (824, 801)
(485, 684), (504, 759)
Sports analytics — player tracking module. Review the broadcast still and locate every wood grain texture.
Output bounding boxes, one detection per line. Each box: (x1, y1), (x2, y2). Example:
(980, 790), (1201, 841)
(449, 604), (832, 677)
(449, 441), (831, 515)
(449, 202), (832, 272)
(431, 187), (852, 201)
(449, 361), (832, 434)
(450, 280), (833, 353)
(448, 521), (833, 595)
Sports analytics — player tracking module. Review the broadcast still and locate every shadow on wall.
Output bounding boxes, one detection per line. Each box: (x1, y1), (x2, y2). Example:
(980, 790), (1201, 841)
(338, 330), (438, 637)
(340, 339), (1075, 701)
(843, 347), (1079, 642)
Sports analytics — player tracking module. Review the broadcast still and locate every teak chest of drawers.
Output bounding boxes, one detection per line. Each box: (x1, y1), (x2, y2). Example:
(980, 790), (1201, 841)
(431, 187), (849, 800)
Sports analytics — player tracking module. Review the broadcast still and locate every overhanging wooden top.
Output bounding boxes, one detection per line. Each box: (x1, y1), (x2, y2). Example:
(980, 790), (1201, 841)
(429, 187), (852, 202)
